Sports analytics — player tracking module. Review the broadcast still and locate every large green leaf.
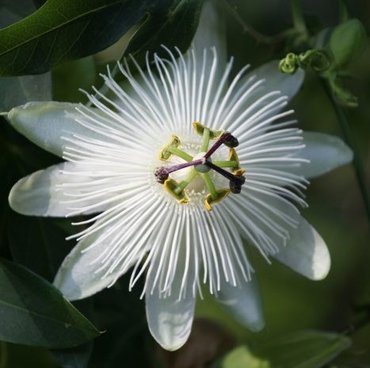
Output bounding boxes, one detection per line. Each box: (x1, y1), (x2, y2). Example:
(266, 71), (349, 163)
(0, 0), (151, 76)
(255, 330), (351, 368)
(0, 259), (100, 348)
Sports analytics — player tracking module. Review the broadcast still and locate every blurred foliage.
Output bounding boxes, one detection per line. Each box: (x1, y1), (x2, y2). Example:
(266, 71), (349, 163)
(0, 0), (370, 367)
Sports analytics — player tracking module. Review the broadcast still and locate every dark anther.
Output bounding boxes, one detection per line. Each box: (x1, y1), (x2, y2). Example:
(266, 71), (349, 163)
(229, 181), (242, 194)
(229, 176), (245, 193)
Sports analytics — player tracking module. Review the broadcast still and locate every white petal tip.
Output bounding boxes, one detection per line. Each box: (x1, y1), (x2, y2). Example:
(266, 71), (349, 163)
(8, 174), (49, 216)
(145, 290), (195, 352)
(299, 132), (354, 178)
(307, 243), (331, 281)
(247, 320), (265, 332)
(218, 281), (265, 333)
(53, 273), (85, 301)
(274, 218), (331, 281)
(156, 338), (188, 352)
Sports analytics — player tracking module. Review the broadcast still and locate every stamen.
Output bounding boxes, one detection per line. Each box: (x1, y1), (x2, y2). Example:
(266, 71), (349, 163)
(160, 135), (193, 162)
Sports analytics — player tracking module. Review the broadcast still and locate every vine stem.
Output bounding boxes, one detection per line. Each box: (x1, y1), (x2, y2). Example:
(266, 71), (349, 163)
(0, 341), (8, 368)
(290, 0), (308, 35)
(223, 0), (291, 45)
(321, 80), (370, 223)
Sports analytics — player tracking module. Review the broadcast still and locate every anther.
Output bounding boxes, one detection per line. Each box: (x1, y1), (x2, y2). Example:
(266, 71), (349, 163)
(229, 177), (245, 193)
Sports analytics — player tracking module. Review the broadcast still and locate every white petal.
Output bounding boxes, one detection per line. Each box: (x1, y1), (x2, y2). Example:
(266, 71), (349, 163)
(250, 60), (305, 101)
(8, 162), (108, 217)
(145, 287), (195, 351)
(145, 231), (197, 351)
(53, 229), (126, 300)
(192, 0), (226, 65)
(294, 132), (353, 178)
(217, 278), (265, 332)
(273, 217), (330, 280)
(7, 101), (85, 157)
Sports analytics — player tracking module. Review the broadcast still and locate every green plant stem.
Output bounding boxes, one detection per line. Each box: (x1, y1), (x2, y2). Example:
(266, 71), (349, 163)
(290, 0), (308, 35)
(322, 80), (370, 222)
(224, 0), (291, 45)
(0, 341), (8, 368)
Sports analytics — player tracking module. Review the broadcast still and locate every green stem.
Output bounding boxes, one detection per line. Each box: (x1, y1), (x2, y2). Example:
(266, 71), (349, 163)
(200, 128), (210, 152)
(0, 341), (8, 368)
(167, 147), (193, 162)
(290, 0), (308, 35)
(224, 0), (291, 45)
(338, 0), (349, 22)
(213, 160), (238, 168)
(175, 170), (198, 194)
(322, 80), (370, 222)
(202, 173), (218, 200)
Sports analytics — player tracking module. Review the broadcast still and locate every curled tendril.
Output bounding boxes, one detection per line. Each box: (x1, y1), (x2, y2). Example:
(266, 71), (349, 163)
(279, 49), (332, 74)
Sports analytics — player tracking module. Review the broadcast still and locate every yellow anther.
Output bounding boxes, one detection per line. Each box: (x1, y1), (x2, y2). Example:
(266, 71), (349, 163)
(164, 178), (189, 204)
(204, 189), (230, 211)
(159, 135), (181, 161)
(228, 148), (240, 172)
(192, 122), (223, 139)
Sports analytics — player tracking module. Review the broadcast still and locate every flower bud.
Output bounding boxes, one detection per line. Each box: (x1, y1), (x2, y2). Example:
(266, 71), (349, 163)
(329, 19), (367, 67)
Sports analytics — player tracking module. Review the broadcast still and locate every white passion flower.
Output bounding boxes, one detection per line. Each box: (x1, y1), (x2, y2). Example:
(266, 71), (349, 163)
(8, 46), (353, 349)
(7, 50), (352, 351)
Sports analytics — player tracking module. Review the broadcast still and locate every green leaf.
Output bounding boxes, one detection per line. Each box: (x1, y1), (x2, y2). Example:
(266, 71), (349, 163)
(0, 0), (152, 76)
(221, 346), (271, 368)
(255, 330), (351, 368)
(0, 258), (100, 348)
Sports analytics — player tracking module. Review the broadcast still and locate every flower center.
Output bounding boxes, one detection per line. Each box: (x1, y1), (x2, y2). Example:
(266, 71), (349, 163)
(154, 122), (246, 211)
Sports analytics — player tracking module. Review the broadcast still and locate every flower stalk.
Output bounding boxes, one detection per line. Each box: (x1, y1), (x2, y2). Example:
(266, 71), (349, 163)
(321, 80), (370, 222)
